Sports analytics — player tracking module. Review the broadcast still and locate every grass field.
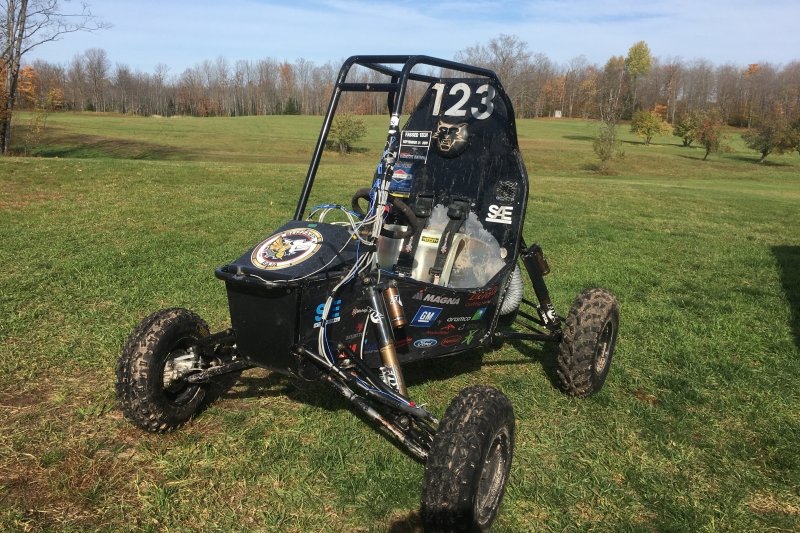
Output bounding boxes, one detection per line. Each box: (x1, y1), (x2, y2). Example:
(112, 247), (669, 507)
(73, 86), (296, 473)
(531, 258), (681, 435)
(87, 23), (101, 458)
(1, 112), (799, 532)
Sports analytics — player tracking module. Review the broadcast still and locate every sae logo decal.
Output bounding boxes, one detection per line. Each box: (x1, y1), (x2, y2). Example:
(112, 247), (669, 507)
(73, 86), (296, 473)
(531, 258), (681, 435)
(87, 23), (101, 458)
(314, 299), (342, 328)
(410, 305), (442, 327)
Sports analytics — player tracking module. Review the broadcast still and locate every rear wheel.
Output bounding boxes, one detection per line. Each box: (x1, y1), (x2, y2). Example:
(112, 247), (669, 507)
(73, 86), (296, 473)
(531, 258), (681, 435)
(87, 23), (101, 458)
(116, 307), (229, 433)
(421, 386), (515, 532)
(557, 288), (619, 397)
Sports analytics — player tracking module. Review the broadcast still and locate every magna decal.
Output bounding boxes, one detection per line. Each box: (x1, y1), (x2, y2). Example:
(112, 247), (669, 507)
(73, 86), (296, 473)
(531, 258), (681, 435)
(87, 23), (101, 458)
(412, 290), (460, 305)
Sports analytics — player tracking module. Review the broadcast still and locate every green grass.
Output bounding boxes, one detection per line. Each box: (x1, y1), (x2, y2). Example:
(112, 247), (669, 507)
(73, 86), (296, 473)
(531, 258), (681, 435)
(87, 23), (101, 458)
(1, 112), (799, 531)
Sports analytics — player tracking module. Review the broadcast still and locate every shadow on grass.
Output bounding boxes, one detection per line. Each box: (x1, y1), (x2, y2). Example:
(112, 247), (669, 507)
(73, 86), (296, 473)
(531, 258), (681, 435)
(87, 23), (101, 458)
(676, 153), (711, 162)
(726, 154), (794, 166)
(224, 340), (539, 410)
(226, 370), (349, 413)
(562, 135), (594, 142)
(20, 132), (193, 160)
(386, 511), (422, 532)
(509, 339), (559, 388)
(772, 245), (800, 351)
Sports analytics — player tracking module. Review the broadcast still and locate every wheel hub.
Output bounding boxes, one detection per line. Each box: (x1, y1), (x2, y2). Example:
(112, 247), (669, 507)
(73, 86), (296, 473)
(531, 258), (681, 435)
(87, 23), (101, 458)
(163, 348), (201, 389)
(475, 429), (510, 525)
(594, 321), (615, 375)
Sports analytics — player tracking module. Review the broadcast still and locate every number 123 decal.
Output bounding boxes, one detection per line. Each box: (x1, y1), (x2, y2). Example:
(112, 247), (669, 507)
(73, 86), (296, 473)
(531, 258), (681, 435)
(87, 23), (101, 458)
(431, 83), (496, 120)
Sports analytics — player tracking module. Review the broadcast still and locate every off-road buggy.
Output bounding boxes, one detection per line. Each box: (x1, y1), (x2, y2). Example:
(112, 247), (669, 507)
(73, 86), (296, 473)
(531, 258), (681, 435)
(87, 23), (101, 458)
(116, 55), (619, 532)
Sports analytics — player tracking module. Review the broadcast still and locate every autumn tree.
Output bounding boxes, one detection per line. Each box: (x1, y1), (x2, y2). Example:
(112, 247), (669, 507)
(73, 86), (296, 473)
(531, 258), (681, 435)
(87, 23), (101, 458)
(630, 109), (670, 145)
(1, 0), (106, 154)
(795, 119), (800, 156)
(15, 63), (37, 107)
(742, 112), (800, 163)
(696, 109), (726, 161)
(673, 111), (701, 146)
(593, 121), (624, 172)
(598, 55), (626, 123)
(328, 113), (365, 154)
(624, 41), (652, 116)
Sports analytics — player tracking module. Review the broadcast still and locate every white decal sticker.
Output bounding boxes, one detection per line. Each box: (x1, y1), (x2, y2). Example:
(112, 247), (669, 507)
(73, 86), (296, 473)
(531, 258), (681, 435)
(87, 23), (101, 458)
(485, 205), (514, 225)
(431, 83), (496, 120)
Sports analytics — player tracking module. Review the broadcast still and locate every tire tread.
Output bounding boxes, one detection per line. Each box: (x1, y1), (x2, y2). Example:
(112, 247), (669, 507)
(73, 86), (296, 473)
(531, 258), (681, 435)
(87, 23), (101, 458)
(556, 288), (619, 397)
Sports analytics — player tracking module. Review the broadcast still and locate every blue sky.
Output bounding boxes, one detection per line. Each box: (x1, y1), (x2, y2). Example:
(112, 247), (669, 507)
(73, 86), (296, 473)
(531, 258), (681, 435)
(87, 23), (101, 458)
(32, 0), (800, 74)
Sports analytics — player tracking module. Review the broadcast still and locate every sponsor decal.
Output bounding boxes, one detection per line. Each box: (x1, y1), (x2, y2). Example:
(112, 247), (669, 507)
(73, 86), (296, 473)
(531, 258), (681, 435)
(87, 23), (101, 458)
(398, 130), (432, 163)
(441, 335), (463, 347)
(390, 161), (414, 196)
(447, 316), (472, 323)
(394, 336), (413, 349)
(386, 293), (403, 306)
(251, 227), (323, 269)
(410, 305), (442, 327)
(414, 338), (438, 348)
(351, 307), (370, 317)
(471, 307), (487, 321)
(344, 322), (366, 341)
(485, 204), (513, 225)
(349, 342), (378, 354)
(466, 286), (498, 307)
(412, 290), (460, 305)
(369, 309), (383, 324)
(462, 329), (479, 344)
(314, 299), (341, 328)
(420, 235), (440, 244)
(426, 324), (458, 336)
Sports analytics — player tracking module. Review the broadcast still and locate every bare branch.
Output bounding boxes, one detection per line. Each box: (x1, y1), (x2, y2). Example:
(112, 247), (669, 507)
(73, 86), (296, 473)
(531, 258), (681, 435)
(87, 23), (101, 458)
(1, 0), (108, 154)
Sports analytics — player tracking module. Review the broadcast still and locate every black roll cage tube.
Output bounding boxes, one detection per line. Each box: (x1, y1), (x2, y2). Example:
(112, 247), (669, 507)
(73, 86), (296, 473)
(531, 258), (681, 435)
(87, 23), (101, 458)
(293, 55), (501, 220)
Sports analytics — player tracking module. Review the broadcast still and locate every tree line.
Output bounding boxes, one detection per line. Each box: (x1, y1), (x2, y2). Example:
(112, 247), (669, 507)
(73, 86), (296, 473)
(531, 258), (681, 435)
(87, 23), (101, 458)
(14, 35), (800, 129)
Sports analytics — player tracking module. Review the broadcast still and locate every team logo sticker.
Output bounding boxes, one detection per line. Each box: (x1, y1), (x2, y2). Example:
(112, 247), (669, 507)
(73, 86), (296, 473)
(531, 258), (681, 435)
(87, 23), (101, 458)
(433, 120), (469, 158)
(251, 227), (323, 270)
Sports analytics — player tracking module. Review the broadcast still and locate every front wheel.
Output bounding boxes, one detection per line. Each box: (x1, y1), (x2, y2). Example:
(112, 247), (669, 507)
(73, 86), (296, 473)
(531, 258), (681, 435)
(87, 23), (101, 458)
(557, 288), (619, 397)
(421, 386), (515, 532)
(116, 307), (226, 433)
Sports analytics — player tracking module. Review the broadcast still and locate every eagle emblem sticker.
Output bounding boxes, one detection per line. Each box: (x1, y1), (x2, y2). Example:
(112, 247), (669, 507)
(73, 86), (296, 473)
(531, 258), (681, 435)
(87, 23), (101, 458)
(251, 228), (323, 270)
